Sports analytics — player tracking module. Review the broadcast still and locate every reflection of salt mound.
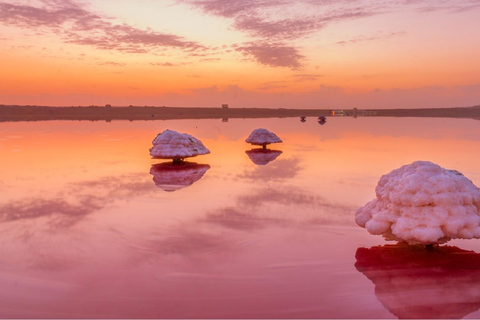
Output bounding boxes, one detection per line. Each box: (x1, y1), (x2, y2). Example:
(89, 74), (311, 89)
(150, 162), (210, 192)
(245, 148), (282, 165)
(355, 244), (480, 319)
(355, 161), (480, 244)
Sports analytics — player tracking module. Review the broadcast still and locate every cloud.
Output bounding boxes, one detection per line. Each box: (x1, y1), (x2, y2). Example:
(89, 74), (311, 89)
(0, 197), (102, 228)
(257, 83), (288, 90)
(201, 186), (357, 232)
(257, 74), (322, 90)
(0, 1), (97, 27)
(0, 173), (154, 228)
(184, 0), (287, 18)
(184, 0), (384, 68)
(146, 229), (229, 255)
(236, 41), (304, 69)
(291, 74), (324, 81)
(203, 207), (284, 230)
(336, 31), (406, 46)
(149, 62), (192, 67)
(239, 158), (303, 181)
(187, 0), (381, 40)
(98, 61), (126, 67)
(233, 15), (324, 39)
(0, 1), (206, 54)
(407, 0), (480, 13)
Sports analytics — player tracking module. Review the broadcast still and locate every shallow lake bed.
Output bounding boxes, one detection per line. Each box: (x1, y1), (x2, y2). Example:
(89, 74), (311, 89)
(1, 116), (480, 318)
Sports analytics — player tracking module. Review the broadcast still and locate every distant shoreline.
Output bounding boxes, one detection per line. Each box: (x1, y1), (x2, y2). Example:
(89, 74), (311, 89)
(0, 105), (479, 122)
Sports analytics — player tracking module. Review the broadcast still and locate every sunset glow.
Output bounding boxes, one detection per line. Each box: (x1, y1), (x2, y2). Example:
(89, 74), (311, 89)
(1, 0), (480, 108)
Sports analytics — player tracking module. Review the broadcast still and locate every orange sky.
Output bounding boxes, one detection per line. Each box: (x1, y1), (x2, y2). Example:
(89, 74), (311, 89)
(1, 0), (480, 108)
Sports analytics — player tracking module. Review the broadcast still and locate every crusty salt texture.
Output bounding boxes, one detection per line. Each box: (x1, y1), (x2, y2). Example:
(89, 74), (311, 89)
(355, 161), (480, 244)
(149, 129), (210, 160)
(245, 128), (282, 146)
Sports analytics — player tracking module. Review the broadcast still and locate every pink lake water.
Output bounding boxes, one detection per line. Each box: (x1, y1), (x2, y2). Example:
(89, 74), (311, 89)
(1, 116), (480, 318)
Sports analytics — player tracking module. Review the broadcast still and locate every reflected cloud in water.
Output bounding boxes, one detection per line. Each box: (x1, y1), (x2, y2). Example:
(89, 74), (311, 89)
(145, 229), (230, 255)
(245, 148), (282, 165)
(150, 162), (210, 192)
(0, 173), (152, 228)
(204, 206), (284, 230)
(355, 244), (480, 319)
(0, 198), (102, 228)
(202, 186), (356, 231)
(239, 157), (303, 181)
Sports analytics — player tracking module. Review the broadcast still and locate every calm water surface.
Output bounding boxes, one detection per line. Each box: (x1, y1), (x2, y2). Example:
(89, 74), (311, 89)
(1, 116), (480, 318)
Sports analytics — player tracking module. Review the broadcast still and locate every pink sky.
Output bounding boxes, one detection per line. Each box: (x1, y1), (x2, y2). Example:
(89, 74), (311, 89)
(1, 0), (480, 108)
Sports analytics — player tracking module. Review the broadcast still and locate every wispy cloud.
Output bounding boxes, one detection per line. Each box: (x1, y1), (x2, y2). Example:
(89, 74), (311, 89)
(233, 15), (323, 39)
(0, 0), (206, 54)
(184, 0), (288, 18)
(291, 74), (324, 81)
(184, 0), (384, 68)
(335, 31), (406, 46)
(406, 0), (480, 13)
(98, 61), (126, 67)
(236, 41), (304, 69)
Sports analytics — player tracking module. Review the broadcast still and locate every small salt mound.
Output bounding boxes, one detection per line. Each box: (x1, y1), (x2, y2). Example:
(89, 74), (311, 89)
(245, 128), (282, 147)
(149, 129), (210, 160)
(355, 161), (480, 244)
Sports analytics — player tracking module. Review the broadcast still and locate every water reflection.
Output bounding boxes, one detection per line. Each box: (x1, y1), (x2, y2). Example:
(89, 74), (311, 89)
(0, 198), (101, 228)
(245, 148), (282, 165)
(355, 244), (480, 319)
(238, 158), (302, 181)
(0, 173), (152, 228)
(150, 162), (210, 192)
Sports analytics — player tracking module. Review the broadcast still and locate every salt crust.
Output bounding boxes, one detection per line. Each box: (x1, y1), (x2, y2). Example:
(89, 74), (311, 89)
(355, 161), (480, 244)
(245, 128), (282, 146)
(149, 129), (210, 160)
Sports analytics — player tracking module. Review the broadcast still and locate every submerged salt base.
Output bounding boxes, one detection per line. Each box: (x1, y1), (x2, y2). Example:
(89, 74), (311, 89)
(355, 161), (480, 244)
(149, 129), (210, 162)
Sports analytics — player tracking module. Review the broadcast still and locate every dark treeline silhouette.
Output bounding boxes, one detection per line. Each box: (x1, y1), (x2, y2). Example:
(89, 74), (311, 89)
(0, 104), (479, 122)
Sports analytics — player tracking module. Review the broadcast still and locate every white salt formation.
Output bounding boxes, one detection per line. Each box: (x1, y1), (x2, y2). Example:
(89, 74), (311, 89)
(245, 128), (282, 149)
(355, 161), (480, 244)
(149, 129), (210, 162)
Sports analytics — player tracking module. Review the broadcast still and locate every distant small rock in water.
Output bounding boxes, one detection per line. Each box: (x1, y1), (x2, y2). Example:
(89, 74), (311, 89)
(355, 160), (480, 244)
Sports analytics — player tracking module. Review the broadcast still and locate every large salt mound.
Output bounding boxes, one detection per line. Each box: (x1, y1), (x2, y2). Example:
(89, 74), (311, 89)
(355, 161), (480, 244)
(149, 129), (210, 161)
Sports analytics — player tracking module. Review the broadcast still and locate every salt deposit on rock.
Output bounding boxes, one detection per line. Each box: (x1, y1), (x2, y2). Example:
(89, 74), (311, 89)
(149, 129), (210, 162)
(355, 161), (480, 244)
(245, 128), (282, 149)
